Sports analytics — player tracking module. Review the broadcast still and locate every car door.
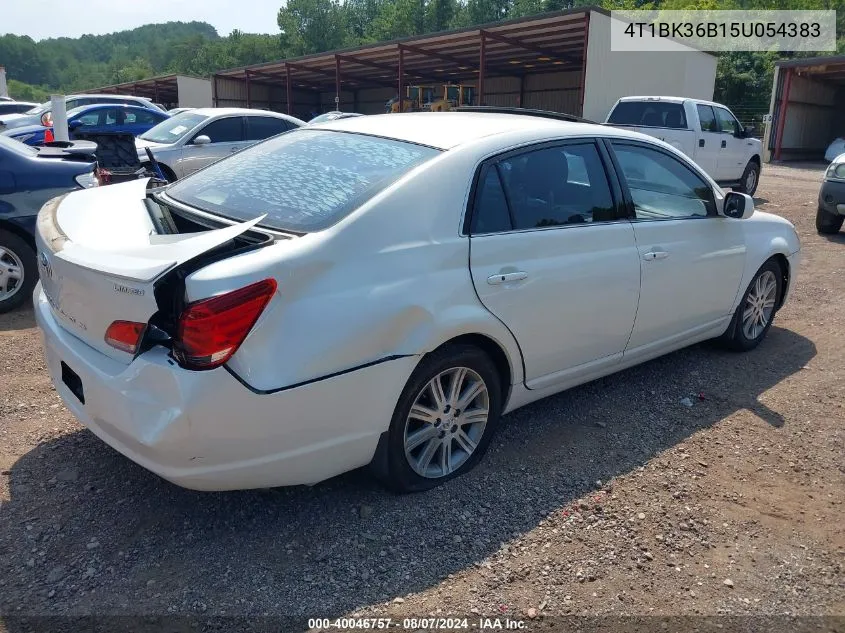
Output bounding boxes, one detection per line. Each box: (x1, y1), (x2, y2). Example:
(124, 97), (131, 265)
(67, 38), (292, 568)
(179, 116), (245, 177)
(123, 108), (159, 136)
(468, 140), (641, 390)
(694, 104), (721, 178)
(607, 140), (746, 357)
(713, 106), (746, 182)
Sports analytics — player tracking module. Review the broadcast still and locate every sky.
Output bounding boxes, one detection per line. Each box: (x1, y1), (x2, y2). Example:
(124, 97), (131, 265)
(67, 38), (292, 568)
(2, 0), (282, 40)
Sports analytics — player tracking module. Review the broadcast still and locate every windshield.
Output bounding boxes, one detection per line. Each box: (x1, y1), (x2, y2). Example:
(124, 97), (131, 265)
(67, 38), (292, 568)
(167, 129), (441, 232)
(140, 112), (208, 144)
(0, 135), (38, 156)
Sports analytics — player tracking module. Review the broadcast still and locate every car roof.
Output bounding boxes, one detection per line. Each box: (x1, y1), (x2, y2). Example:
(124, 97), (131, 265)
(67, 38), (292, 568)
(190, 108), (295, 118)
(310, 112), (648, 150)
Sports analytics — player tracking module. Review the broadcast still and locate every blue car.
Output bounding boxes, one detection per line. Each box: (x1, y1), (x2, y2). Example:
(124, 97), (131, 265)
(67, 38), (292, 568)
(0, 136), (98, 312)
(3, 104), (170, 146)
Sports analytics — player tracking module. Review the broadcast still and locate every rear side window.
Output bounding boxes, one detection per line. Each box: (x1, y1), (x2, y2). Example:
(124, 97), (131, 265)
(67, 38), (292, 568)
(167, 130), (440, 232)
(246, 116), (289, 141)
(472, 142), (616, 232)
(608, 101), (687, 129)
(696, 105), (718, 132)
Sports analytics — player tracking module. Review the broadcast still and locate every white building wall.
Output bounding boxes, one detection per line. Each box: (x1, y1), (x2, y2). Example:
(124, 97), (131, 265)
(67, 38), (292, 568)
(582, 11), (717, 122)
(175, 76), (213, 108)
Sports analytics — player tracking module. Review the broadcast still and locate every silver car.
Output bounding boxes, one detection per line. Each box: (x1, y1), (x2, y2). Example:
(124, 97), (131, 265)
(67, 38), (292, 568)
(136, 108), (305, 181)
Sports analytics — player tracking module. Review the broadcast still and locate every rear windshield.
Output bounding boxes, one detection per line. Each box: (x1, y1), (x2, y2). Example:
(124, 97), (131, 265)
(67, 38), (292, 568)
(608, 101), (688, 129)
(166, 130), (441, 232)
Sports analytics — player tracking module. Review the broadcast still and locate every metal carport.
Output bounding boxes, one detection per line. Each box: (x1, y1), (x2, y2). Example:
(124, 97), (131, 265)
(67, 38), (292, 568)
(765, 56), (845, 162)
(213, 7), (716, 122)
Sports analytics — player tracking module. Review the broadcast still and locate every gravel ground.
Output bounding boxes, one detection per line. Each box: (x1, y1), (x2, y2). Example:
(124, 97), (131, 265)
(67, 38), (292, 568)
(0, 163), (843, 632)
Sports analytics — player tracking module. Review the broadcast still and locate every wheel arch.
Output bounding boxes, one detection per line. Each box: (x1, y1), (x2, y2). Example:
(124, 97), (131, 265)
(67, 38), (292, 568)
(0, 219), (36, 250)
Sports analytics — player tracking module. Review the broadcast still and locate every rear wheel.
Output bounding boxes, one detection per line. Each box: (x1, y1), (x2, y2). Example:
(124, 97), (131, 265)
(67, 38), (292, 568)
(736, 160), (760, 196)
(0, 230), (36, 314)
(373, 344), (502, 493)
(816, 206), (843, 234)
(719, 259), (782, 351)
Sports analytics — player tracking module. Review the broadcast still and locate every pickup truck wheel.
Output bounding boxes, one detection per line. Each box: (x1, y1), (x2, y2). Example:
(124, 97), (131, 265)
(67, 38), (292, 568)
(816, 206), (844, 234)
(0, 231), (37, 314)
(737, 161), (760, 196)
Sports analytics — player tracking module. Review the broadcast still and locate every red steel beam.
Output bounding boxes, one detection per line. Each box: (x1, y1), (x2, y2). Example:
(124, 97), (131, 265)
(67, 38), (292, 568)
(399, 42), (476, 68)
(481, 27), (582, 67)
(478, 32), (485, 106)
(335, 55), (341, 108)
(286, 64), (292, 115)
(398, 46), (404, 113)
(245, 70), (252, 108)
(577, 11), (590, 117)
(774, 68), (793, 161)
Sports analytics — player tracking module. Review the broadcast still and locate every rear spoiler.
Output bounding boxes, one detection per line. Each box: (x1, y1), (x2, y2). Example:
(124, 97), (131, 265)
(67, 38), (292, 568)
(37, 141), (98, 161)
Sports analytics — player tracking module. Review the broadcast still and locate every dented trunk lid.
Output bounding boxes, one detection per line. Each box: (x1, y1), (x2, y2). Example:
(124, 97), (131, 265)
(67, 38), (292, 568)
(35, 178), (265, 363)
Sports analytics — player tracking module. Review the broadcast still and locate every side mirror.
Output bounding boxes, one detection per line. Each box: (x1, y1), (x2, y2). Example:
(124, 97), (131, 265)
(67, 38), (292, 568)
(722, 191), (754, 219)
(68, 120), (82, 130)
(192, 135), (211, 146)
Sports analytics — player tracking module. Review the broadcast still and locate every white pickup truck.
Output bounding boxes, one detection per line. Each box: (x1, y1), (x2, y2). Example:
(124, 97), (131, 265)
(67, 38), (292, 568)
(605, 96), (762, 196)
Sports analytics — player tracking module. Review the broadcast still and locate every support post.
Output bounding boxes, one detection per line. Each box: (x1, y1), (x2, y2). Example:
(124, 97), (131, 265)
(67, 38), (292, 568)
(153, 80), (160, 105)
(335, 55), (341, 110)
(398, 46), (404, 113)
(478, 32), (486, 106)
(245, 70), (252, 108)
(212, 74), (218, 107)
(518, 75), (525, 108)
(51, 95), (69, 142)
(774, 68), (793, 161)
(286, 64), (292, 115)
(578, 12), (590, 117)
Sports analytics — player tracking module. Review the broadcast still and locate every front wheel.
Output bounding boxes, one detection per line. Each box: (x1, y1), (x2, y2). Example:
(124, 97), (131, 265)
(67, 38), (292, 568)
(816, 206), (843, 234)
(719, 259), (782, 351)
(736, 160), (760, 197)
(373, 344), (502, 493)
(0, 230), (37, 314)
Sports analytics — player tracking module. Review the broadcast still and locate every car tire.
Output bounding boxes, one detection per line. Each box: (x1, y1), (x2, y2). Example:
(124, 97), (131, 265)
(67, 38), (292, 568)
(718, 259), (783, 352)
(0, 230), (37, 314)
(736, 160), (760, 197)
(816, 206), (843, 234)
(372, 344), (503, 493)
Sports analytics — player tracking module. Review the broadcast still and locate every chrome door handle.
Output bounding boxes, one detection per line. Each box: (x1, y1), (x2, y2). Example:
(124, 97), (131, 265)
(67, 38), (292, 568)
(642, 250), (669, 261)
(487, 271), (528, 285)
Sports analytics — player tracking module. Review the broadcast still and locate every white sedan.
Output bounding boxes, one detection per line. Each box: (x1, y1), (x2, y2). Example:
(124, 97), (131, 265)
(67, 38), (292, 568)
(33, 112), (801, 492)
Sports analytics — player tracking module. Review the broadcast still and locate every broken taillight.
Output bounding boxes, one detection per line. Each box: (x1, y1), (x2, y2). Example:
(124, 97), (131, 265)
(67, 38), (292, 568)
(105, 321), (147, 355)
(173, 279), (277, 370)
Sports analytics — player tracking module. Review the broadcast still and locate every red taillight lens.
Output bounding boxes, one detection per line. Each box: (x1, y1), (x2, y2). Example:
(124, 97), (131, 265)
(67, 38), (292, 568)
(174, 279), (277, 370)
(105, 321), (147, 354)
(43, 128), (54, 143)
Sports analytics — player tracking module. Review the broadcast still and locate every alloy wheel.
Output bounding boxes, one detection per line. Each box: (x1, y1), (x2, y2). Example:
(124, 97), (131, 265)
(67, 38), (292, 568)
(0, 246), (24, 302)
(742, 270), (777, 340)
(403, 367), (489, 479)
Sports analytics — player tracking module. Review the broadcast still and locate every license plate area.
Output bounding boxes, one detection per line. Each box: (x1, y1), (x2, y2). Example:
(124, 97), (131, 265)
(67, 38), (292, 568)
(61, 361), (85, 405)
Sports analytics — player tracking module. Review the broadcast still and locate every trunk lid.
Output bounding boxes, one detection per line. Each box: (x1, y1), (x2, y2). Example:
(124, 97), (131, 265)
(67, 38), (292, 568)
(36, 178), (265, 363)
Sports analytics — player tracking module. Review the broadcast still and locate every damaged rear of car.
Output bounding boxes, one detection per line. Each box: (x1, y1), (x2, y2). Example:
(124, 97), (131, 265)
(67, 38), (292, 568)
(34, 127), (442, 490)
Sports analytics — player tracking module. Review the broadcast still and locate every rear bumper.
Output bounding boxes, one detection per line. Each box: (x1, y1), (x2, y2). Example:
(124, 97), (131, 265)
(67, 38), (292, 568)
(35, 284), (418, 490)
(818, 179), (845, 215)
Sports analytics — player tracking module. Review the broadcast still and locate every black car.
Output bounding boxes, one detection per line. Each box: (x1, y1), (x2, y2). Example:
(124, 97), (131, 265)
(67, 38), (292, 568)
(817, 158), (845, 234)
(0, 136), (98, 312)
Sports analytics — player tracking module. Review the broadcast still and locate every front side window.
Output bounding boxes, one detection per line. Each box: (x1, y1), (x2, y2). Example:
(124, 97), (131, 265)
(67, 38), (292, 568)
(611, 142), (715, 219)
(472, 142), (615, 233)
(714, 107), (740, 135)
(166, 129), (440, 232)
(195, 117), (243, 143)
